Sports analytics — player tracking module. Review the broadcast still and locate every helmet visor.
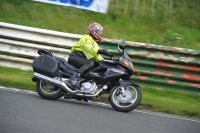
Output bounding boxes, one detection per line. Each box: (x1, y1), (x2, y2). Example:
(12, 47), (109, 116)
(96, 26), (103, 37)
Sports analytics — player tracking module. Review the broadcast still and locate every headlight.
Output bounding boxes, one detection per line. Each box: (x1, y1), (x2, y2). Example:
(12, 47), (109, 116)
(124, 59), (134, 71)
(123, 59), (130, 67)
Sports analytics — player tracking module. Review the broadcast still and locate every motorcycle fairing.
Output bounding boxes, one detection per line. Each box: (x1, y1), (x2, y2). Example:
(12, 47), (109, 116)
(83, 61), (130, 83)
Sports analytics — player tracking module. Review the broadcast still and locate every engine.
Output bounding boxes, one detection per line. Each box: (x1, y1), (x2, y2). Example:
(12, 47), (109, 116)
(80, 81), (98, 95)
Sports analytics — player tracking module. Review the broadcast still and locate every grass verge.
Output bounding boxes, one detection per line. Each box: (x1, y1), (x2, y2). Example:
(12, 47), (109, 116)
(0, 0), (199, 49)
(0, 66), (199, 119)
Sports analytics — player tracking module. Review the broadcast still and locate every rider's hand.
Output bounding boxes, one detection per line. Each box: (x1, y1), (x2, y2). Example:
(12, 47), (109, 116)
(98, 49), (113, 57)
(106, 51), (113, 57)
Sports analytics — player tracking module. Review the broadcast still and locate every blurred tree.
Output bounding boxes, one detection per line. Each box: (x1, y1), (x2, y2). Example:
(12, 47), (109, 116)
(109, 0), (200, 29)
(164, 0), (168, 19)
(115, 0), (119, 5)
(124, 0), (129, 16)
(133, 0), (139, 19)
(151, 0), (156, 17)
(169, 0), (173, 20)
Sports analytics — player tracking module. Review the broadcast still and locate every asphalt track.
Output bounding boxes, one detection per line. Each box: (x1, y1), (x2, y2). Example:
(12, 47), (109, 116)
(0, 87), (199, 133)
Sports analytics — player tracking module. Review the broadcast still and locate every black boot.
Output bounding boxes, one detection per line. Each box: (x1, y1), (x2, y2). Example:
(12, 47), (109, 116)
(69, 72), (80, 89)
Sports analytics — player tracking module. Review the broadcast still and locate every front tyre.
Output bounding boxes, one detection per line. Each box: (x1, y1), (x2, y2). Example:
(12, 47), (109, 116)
(109, 85), (142, 112)
(36, 80), (64, 100)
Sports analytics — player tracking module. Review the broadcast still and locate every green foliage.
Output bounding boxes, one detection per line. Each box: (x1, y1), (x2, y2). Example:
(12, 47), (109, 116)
(0, 0), (200, 49)
(161, 29), (183, 44)
(0, 0), (199, 49)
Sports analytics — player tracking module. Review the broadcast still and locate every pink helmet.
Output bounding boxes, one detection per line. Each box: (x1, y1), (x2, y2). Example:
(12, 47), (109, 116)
(88, 22), (103, 41)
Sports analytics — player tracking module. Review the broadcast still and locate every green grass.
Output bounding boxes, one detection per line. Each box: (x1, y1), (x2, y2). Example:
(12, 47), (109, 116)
(0, 66), (199, 119)
(140, 88), (200, 118)
(0, 66), (35, 91)
(0, 0), (200, 49)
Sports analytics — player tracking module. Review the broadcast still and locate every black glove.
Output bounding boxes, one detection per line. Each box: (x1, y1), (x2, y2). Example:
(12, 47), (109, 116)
(98, 49), (113, 57)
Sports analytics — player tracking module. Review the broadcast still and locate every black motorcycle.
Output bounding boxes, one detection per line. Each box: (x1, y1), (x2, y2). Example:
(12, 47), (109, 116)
(32, 39), (142, 112)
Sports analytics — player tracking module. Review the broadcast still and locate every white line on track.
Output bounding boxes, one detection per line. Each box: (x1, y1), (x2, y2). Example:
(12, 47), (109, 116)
(0, 86), (200, 123)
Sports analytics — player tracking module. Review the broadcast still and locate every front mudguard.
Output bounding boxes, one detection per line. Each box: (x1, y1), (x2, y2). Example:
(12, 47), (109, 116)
(108, 79), (140, 100)
(119, 80), (139, 88)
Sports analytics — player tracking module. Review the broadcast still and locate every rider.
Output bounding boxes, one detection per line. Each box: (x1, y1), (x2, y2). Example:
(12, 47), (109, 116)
(68, 22), (113, 89)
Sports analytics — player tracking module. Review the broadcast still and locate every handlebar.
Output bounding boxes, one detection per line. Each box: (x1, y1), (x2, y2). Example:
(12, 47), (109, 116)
(111, 56), (115, 61)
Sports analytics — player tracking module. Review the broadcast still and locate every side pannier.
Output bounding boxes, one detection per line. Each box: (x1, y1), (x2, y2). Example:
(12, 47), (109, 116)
(32, 54), (59, 77)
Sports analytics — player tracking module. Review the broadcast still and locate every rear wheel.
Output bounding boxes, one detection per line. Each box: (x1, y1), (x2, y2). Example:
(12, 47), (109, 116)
(109, 85), (142, 112)
(36, 80), (64, 100)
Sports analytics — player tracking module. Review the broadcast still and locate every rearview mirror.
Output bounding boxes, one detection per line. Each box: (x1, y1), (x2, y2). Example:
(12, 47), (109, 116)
(119, 39), (125, 50)
(118, 39), (125, 54)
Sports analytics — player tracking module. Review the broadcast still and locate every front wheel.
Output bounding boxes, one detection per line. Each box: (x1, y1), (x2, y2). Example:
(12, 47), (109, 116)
(109, 85), (142, 112)
(36, 80), (64, 100)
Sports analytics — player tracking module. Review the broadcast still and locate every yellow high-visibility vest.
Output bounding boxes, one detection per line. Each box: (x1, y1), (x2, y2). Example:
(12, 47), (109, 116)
(71, 35), (104, 61)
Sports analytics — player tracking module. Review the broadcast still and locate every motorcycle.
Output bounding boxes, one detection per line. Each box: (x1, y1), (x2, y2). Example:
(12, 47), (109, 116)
(32, 39), (142, 112)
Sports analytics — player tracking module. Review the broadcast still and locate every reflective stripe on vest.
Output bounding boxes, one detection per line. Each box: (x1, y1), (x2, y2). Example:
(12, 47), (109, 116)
(90, 41), (95, 53)
(82, 41), (91, 59)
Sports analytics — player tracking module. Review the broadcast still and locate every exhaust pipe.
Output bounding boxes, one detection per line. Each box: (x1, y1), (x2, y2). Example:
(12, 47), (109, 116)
(34, 72), (79, 95)
(33, 72), (104, 98)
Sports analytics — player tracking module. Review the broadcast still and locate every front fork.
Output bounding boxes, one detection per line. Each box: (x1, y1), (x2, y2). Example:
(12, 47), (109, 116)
(119, 79), (126, 96)
(119, 78), (140, 95)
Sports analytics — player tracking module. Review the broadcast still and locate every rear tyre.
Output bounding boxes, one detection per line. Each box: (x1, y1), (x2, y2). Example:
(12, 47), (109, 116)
(109, 85), (142, 112)
(36, 80), (64, 100)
